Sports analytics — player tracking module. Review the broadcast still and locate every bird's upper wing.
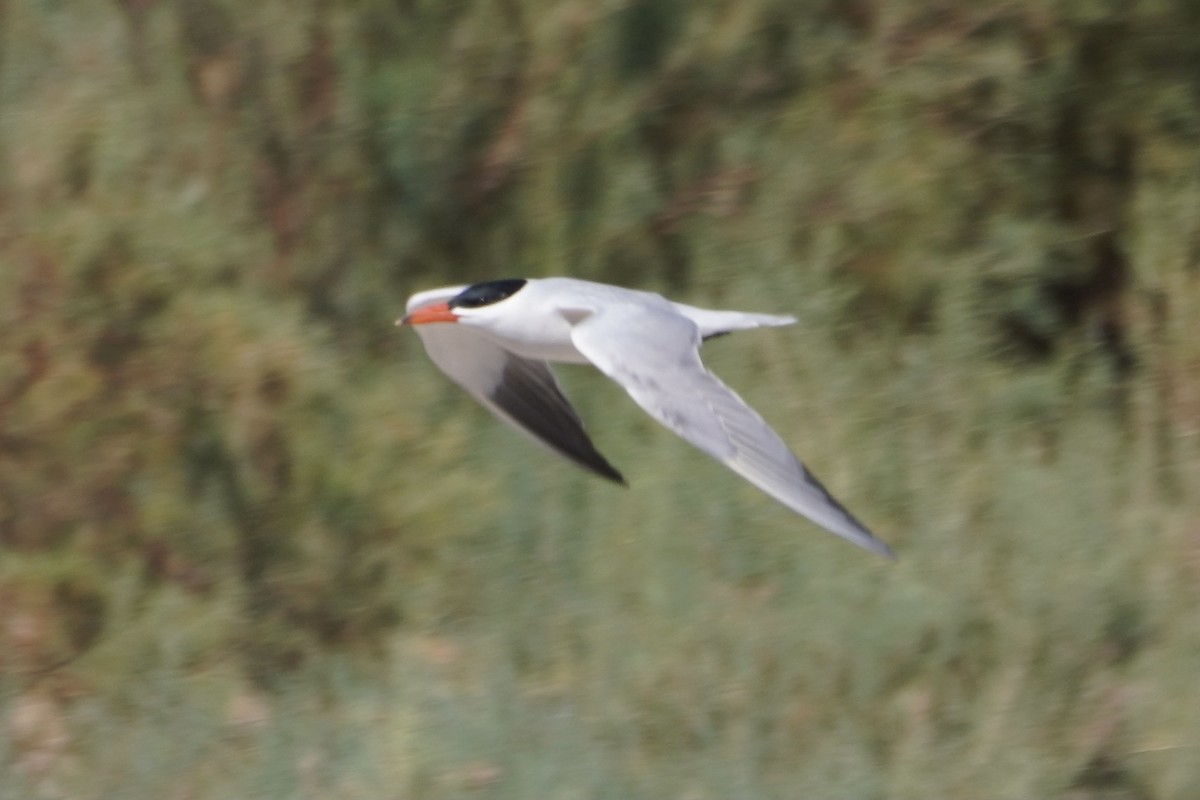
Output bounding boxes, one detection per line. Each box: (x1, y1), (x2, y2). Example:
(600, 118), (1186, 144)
(568, 305), (892, 557)
(403, 289), (624, 484)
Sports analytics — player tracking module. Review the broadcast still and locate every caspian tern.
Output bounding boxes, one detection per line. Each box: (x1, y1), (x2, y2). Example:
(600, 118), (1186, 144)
(399, 277), (893, 558)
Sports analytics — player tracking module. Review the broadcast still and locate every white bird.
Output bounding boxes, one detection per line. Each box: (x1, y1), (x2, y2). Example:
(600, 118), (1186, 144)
(398, 277), (893, 558)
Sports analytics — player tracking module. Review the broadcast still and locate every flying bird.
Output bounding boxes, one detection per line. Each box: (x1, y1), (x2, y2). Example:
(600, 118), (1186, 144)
(398, 277), (893, 558)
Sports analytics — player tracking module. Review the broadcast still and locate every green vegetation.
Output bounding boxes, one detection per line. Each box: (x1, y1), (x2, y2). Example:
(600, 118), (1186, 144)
(3, 0), (1200, 797)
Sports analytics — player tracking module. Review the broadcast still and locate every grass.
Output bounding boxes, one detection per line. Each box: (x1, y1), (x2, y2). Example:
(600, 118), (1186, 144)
(10, 322), (1197, 798)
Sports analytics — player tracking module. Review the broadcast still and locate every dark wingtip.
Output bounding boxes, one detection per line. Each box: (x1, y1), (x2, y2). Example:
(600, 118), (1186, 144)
(847, 528), (896, 560)
(874, 540), (897, 561)
(589, 460), (627, 486)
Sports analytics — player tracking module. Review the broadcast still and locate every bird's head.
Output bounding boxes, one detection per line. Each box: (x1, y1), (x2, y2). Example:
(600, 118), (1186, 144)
(399, 278), (529, 327)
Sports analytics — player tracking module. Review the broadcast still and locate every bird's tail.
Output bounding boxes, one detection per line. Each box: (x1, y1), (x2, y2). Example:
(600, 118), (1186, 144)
(671, 303), (796, 340)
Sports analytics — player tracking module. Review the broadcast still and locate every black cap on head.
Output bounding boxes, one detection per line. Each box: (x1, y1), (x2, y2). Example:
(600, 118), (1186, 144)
(449, 279), (528, 309)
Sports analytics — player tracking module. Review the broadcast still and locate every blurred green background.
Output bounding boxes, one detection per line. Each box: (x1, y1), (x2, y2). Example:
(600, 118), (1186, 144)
(2, 1), (1199, 797)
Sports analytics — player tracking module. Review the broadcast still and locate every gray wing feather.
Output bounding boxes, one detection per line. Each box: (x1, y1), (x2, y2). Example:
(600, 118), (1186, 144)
(486, 355), (625, 483)
(409, 316), (624, 484)
(569, 309), (892, 557)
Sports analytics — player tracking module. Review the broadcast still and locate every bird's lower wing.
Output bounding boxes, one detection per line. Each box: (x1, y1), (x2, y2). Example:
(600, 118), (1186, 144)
(570, 310), (892, 557)
(411, 321), (624, 484)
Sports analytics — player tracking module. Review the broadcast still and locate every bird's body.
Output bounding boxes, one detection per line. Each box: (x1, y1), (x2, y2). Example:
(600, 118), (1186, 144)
(399, 277), (893, 558)
(405, 278), (788, 363)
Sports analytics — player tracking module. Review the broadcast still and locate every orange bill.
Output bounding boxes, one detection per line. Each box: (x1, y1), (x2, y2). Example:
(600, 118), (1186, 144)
(398, 302), (459, 326)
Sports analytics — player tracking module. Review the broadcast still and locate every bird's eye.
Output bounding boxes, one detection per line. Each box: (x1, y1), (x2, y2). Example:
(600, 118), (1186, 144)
(450, 279), (528, 309)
